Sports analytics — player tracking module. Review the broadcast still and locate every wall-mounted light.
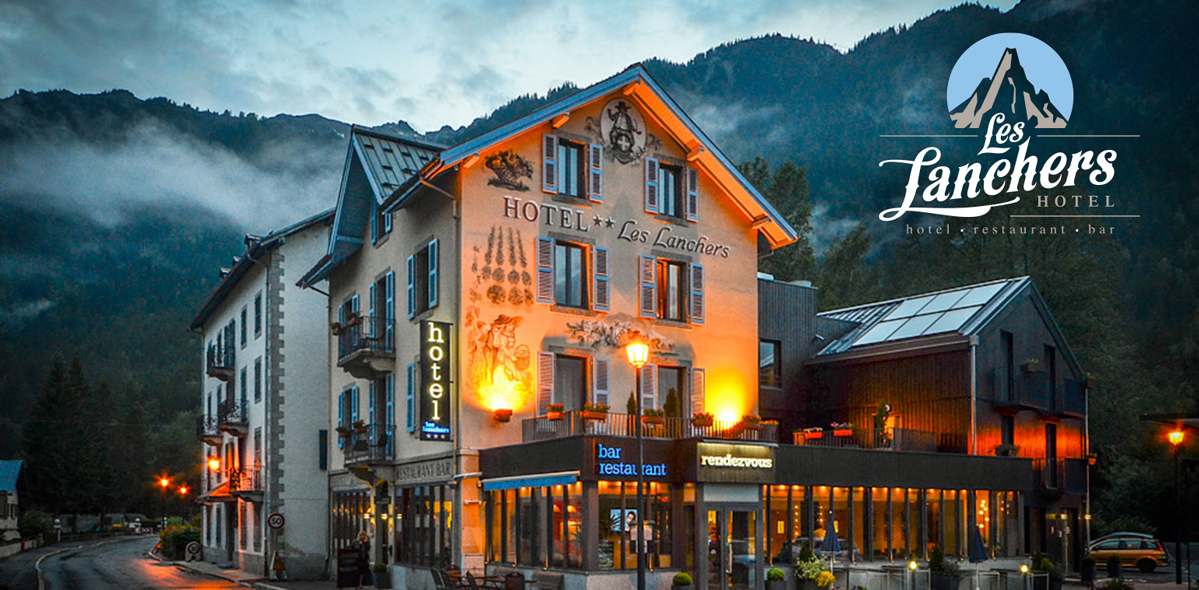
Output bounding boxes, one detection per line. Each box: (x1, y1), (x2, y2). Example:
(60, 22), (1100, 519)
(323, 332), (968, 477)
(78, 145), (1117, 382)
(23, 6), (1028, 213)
(208, 458), (221, 472)
(1170, 429), (1185, 446)
(493, 408), (513, 423)
(909, 561), (918, 571)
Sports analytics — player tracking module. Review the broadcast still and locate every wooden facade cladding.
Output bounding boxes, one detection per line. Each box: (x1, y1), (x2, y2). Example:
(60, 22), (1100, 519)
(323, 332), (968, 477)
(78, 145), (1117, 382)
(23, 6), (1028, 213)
(806, 349), (972, 453)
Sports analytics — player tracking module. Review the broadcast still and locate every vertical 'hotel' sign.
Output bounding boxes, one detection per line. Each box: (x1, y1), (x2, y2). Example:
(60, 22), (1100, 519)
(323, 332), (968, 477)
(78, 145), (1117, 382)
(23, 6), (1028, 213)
(420, 321), (453, 441)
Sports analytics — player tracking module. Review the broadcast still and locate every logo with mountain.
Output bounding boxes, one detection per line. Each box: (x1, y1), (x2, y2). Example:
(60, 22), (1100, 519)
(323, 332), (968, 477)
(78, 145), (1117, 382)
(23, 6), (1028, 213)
(947, 33), (1073, 129)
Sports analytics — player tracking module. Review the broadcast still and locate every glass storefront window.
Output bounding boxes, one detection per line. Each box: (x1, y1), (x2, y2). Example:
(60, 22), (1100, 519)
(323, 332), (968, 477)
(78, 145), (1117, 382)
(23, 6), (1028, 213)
(873, 487), (891, 560)
(944, 490), (961, 557)
(853, 487), (867, 561)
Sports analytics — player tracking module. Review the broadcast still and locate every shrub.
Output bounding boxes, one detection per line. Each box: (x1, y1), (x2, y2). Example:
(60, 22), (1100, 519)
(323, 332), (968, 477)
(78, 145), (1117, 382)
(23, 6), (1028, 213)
(159, 523), (201, 560)
(664, 389), (680, 418)
(18, 510), (53, 540)
(374, 563), (388, 573)
(768, 568), (786, 582)
(673, 572), (693, 587)
(798, 543), (815, 562)
(627, 391), (638, 415)
(929, 545), (960, 576)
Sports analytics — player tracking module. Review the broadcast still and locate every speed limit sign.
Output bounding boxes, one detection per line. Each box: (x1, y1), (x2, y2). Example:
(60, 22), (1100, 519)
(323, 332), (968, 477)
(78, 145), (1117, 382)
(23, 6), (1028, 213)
(268, 513), (285, 530)
(185, 541), (202, 561)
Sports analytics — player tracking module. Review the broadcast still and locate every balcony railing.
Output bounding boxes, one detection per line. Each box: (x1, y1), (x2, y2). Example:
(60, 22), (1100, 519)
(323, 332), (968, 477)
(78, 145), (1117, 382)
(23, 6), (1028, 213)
(196, 415), (222, 445)
(206, 342), (236, 381)
(521, 412), (778, 443)
(792, 427), (938, 452)
(230, 466), (262, 494)
(217, 399), (248, 435)
(337, 315), (395, 362)
(992, 366), (1086, 416)
(343, 423), (396, 465)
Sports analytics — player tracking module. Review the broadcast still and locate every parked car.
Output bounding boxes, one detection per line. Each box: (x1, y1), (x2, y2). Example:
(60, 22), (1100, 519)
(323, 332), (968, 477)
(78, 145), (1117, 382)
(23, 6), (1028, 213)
(1088, 535), (1169, 573)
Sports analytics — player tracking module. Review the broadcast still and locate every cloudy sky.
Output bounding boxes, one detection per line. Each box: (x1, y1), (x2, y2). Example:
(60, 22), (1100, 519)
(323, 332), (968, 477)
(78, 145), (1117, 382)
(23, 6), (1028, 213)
(0, 0), (1017, 131)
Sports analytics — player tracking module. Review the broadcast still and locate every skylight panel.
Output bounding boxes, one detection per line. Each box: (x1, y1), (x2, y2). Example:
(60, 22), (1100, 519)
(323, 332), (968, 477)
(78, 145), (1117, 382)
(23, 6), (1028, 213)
(883, 296), (935, 320)
(924, 306), (983, 335)
(854, 319), (907, 346)
(887, 313), (942, 340)
(952, 283), (1006, 309)
(919, 290), (969, 314)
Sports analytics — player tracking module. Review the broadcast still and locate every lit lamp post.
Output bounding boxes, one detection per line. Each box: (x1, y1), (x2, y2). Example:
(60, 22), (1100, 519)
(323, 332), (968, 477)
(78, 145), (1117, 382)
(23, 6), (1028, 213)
(159, 476), (171, 529)
(625, 332), (650, 590)
(1171, 429), (1185, 585)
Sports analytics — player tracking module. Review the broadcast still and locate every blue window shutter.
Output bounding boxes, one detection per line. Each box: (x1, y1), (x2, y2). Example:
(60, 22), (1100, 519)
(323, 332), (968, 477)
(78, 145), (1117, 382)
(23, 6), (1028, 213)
(385, 271), (395, 347)
(351, 294), (359, 314)
(640, 255), (657, 318)
(368, 283), (377, 334)
(589, 144), (603, 202)
(691, 263), (705, 325)
(369, 380), (376, 427)
(407, 255), (415, 319)
(537, 352), (554, 415)
(383, 211), (392, 234)
(386, 374), (395, 428)
(536, 237), (554, 304)
(542, 134), (558, 193)
(645, 158), (660, 213)
(428, 239), (439, 309)
(686, 166), (699, 222)
(406, 364), (416, 433)
(337, 392), (345, 449)
(594, 358), (610, 406)
(593, 247), (610, 312)
(351, 386), (359, 423)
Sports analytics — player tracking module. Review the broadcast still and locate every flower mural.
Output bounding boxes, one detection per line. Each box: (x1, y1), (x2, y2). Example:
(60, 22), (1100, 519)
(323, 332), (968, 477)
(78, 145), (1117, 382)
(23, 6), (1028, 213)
(466, 225), (536, 412)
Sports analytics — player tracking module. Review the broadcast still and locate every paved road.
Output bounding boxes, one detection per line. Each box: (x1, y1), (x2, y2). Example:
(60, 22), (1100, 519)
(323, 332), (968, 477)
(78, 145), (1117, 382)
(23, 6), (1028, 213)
(0, 536), (240, 590)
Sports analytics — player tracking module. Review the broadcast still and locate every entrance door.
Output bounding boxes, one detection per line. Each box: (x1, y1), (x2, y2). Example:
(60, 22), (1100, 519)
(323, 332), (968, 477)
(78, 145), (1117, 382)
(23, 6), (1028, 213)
(707, 509), (759, 590)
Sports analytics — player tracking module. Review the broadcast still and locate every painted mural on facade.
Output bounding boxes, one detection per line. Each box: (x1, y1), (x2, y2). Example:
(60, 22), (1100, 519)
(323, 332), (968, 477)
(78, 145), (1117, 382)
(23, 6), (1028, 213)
(586, 99), (662, 165)
(466, 225), (535, 412)
(484, 150), (533, 191)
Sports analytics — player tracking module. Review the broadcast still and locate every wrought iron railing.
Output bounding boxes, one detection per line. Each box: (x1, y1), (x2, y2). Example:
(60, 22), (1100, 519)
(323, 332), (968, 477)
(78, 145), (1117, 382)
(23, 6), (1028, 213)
(521, 412), (778, 443)
(196, 415), (221, 442)
(230, 466), (262, 493)
(344, 423), (396, 465)
(792, 426), (939, 452)
(337, 315), (395, 362)
(206, 341), (235, 378)
(217, 399), (248, 430)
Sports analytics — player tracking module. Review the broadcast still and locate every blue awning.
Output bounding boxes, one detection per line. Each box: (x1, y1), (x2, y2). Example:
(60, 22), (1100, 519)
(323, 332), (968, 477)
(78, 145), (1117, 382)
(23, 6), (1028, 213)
(481, 471), (579, 491)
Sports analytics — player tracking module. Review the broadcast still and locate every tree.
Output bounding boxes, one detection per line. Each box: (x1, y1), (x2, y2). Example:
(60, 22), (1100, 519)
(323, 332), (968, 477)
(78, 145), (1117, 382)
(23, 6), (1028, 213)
(22, 357), (92, 514)
(739, 158), (816, 282)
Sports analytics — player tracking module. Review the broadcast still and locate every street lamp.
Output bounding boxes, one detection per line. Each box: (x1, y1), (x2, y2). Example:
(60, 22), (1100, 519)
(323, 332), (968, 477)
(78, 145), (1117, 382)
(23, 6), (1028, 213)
(158, 476), (171, 529)
(625, 331), (649, 590)
(208, 457), (221, 472)
(1171, 429), (1185, 584)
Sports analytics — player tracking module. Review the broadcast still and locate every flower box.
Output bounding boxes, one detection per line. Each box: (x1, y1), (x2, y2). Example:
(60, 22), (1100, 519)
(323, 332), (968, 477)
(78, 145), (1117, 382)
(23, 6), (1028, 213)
(691, 416), (714, 428)
(642, 415), (664, 425)
(803, 431), (823, 440)
(547, 411), (564, 421)
(582, 410), (608, 421)
(833, 429), (853, 437)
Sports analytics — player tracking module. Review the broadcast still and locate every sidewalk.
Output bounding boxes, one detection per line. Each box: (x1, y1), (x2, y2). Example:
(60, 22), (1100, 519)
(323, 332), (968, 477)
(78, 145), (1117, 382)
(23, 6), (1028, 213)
(170, 557), (339, 590)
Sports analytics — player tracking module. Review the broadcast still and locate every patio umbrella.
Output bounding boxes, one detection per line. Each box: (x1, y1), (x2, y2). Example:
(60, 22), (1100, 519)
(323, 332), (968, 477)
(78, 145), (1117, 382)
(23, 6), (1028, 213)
(823, 513), (842, 587)
(969, 524), (989, 590)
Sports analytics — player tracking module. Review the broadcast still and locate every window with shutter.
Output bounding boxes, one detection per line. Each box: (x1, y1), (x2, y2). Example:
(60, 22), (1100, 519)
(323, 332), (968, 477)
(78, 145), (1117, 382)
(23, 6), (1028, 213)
(691, 368), (706, 415)
(686, 166), (699, 222)
(428, 239), (439, 309)
(386, 373), (394, 428)
(406, 364), (416, 433)
(537, 352), (555, 415)
(640, 363), (657, 412)
(640, 255), (657, 318)
(536, 237), (554, 304)
(690, 264), (705, 325)
(594, 358), (610, 406)
(385, 271), (395, 346)
(542, 135), (558, 193)
(369, 380), (376, 427)
(351, 386), (359, 423)
(407, 255), (415, 319)
(593, 247), (610, 312)
(645, 158), (660, 213)
(589, 144), (603, 202)
(337, 392), (345, 449)
(368, 283), (376, 334)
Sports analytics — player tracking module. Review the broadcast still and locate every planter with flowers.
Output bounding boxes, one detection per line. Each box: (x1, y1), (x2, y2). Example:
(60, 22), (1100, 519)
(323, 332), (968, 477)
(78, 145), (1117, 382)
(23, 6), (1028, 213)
(547, 404), (565, 421)
(582, 403), (609, 421)
(691, 412), (714, 428)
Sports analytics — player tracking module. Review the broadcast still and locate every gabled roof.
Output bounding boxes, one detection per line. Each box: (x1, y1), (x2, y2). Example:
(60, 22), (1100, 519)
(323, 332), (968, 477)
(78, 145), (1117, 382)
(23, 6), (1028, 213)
(301, 127), (443, 287)
(189, 208), (335, 331)
(814, 276), (1083, 376)
(384, 64), (797, 247)
(0, 460), (21, 494)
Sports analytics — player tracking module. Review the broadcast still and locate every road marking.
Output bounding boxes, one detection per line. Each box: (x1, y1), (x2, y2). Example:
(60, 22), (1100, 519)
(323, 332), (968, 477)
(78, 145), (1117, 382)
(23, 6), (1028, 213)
(35, 537), (142, 590)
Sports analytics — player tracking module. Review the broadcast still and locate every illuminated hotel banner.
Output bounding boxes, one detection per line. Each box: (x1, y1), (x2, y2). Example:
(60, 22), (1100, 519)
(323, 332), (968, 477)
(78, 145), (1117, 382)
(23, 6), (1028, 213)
(420, 321), (453, 441)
